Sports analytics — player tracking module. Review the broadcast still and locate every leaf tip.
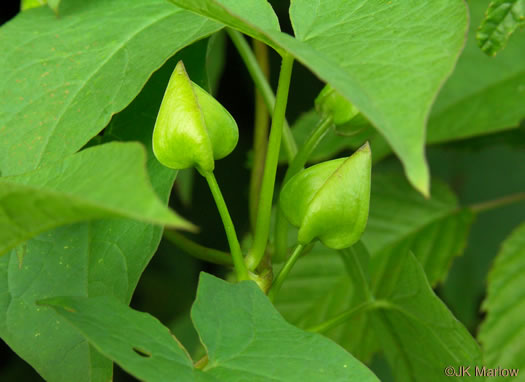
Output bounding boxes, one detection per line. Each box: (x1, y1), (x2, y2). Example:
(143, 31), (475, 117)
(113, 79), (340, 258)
(358, 141), (371, 153)
(407, 162), (431, 199)
(166, 215), (199, 233)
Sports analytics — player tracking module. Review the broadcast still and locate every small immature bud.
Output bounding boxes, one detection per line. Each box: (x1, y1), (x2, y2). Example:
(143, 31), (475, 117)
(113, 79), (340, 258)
(280, 143), (371, 249)
(315, 85), (359, 125)
(152, 61), (238, 173)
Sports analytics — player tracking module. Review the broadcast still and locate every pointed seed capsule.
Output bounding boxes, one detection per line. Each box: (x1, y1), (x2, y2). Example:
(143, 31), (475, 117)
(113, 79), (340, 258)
(152, 61), (238, 173)
(280, 143), (371, 249)
(315, 85), (360, 125)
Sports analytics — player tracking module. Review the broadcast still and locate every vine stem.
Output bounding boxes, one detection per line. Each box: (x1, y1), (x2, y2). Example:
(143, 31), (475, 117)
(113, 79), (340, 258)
(282, 116), (334, 185)
(469, 192), (525, 213)
(203, 171), (248, 281)
(274, 115), (334, 262)
(249, 40), (270, 232)
(163, 230), (232, 266)
(227, 29), (297, 161)
(267, 243), (305, 302)
(246, 53), (295, 271)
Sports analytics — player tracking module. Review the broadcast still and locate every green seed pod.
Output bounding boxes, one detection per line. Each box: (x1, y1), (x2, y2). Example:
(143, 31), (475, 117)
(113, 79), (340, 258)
(315, 85), (359, 125)
(152, 61), (238, 173)
(280, 143), (371, 249)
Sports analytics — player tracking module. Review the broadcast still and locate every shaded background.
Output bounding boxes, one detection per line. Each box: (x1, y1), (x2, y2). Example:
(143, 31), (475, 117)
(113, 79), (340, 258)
(1, 1), (525, 381)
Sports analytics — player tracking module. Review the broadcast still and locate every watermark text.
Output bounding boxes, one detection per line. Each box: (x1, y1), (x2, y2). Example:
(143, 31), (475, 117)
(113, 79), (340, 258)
(444, 366), (519, 378)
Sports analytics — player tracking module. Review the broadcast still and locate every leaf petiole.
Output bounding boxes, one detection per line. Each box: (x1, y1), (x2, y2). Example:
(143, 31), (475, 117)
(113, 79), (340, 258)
(469, 192), (525, 213)
(249, 40), (270, 232)
(203, 171), (249, 280)
(267, 243), (305, 302)
(163, 230), (233, 266)
(246, 53), (295, 271)
(227, 29), (297, 161)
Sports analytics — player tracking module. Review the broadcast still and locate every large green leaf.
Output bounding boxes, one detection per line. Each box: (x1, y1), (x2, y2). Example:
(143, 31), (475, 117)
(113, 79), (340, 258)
(0, 49), (195, 380)
(478, 223), (525, 377)
(0, 225), (128, 382)
(275, 243), (378, 362)
(169, 0), (468, 195)
(477, 0), (525, 56)
(363, 173), (475, 285)
(0, 142), (191, 256)
(0, 165), (177, 381)
(428, 0), (525, 143)
(286, 0), (525, 161)
(0, 0), (221, 176)
(287, 0), (467, 195)
(365, 250), (482, 381)
(41, 273), (380, 381)
(278, 247), (482, 382)
(275, 173), (474, 363)
(0, 190), (178, 381)
(168, 0), (281, 45)
(192, 273), (378, 381)
(39, 295), (200, 382)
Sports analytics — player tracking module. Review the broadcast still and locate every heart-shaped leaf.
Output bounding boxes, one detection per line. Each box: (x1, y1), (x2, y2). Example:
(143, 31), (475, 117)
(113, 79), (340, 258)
(169, 0), (468, 194)
(41, 273), (380, 382)
(0, 0), (221, 176)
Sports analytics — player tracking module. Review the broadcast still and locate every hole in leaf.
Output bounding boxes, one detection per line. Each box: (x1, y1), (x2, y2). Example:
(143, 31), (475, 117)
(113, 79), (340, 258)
(133, 347), (152, 358)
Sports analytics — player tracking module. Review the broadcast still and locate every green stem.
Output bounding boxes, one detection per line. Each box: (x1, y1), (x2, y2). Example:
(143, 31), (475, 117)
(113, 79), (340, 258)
(163, 230), (232, 266)
(306, 301), (376, 333)
(246, 53), (295, 271)
(203, 171), (248, 280)
(470, 192), (525, 213)
(249, 40), (270, 232)
(274, 116), (334, 262)
(267, 243), (304, 302)
(283, 116), (334, 185)
(227, 29), (297, 161)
